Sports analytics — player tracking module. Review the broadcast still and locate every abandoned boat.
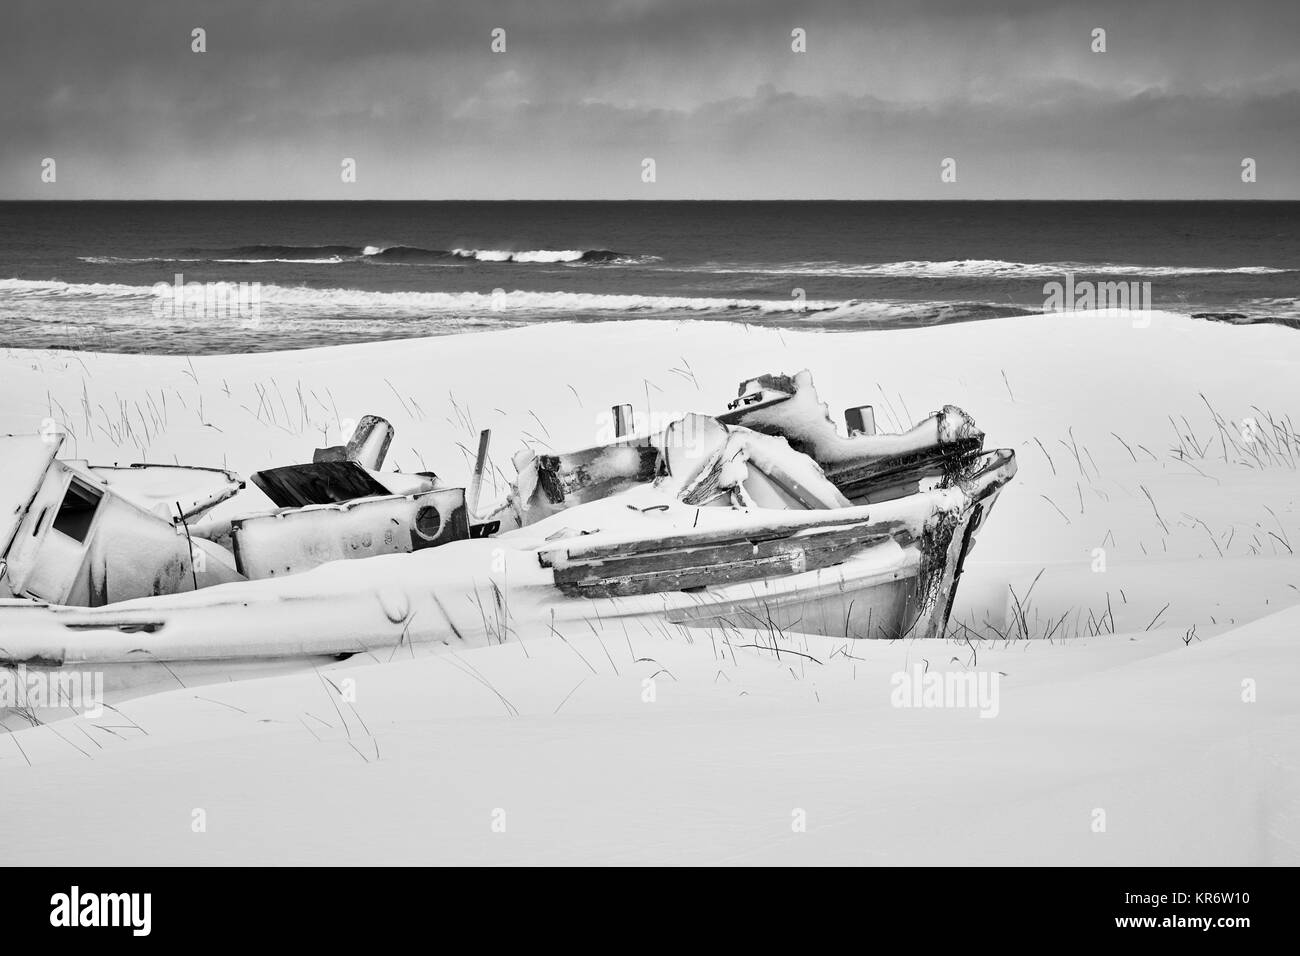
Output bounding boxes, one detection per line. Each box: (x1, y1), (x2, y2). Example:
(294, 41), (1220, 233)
(2, 369), (1016, 725)
(1, 418), (469, 606)
(1, 444), (1012, 681)
(0, 433), (247, 605)
(717, 371), (989, 504)
(3, 412), (1013, 639)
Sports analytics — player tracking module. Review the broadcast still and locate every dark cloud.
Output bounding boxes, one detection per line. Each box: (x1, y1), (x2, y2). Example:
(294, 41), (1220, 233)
(3, 0), (1297, 197)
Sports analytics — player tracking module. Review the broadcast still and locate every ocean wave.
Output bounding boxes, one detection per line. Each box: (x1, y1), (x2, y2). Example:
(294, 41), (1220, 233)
(444, 248), (642, 264)
(0, 278), (1021, 321)
(79, 256), (209, 264)
(703, 259), (1292, 279)
(370, 246), (650, 264)
(0, 278), (835, 312)
(358, 245), (456, 263)
(0, 278), (159, 299)
(81, 245), (654, 266)
(78, 252), (355, 265)
(224, 244), (363, 259)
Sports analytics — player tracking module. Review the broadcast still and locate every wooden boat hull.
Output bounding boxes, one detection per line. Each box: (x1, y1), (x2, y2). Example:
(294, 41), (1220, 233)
(0, 447), (1013, 654)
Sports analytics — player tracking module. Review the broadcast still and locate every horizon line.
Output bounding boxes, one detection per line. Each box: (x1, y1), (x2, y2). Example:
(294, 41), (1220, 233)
(2, 197), (1295, 203)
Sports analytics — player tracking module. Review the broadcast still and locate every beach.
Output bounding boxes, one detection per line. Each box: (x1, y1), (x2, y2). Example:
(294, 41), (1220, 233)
(1, 309), (1297, 864)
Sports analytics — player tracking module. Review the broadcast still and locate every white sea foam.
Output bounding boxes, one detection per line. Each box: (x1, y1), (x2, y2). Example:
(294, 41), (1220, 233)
(0, 278), (158, 298)
(230, 258), (345, 264)
(79, 255), (347, 265)
(450, 248), (583, 263)
(78, 256), (209, 264)
(0, 278), (856, 314)
(702, 259), (1290, 279)
(79, 248), (654, 266)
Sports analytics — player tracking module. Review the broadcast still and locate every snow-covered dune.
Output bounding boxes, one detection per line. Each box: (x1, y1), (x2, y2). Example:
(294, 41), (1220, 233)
(0, 608), (1294, 865)
(4, 309), (1298, 632)
(1, 311), (1297, 863)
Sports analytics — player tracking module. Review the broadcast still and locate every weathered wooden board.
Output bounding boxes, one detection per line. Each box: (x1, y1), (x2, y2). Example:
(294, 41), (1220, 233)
(541, 515), (912, 568)
(827, 438), (985, 501)
(548, 519), (914, 598)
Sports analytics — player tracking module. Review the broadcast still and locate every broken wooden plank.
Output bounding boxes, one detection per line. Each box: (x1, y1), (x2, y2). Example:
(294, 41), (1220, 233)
(467, 428), (491, 517)
(553, 525), (906, 598)
(554, 522), (902, 578)
(540, 514), (913, 568)
(825, 438), (985, 492)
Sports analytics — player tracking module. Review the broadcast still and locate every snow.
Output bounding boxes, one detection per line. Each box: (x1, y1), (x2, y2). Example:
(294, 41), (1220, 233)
(1, 309), (1298, 863)
(0, 610), (1293, 864)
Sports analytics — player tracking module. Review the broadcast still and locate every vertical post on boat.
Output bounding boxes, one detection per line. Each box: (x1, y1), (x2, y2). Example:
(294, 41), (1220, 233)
(468, 428), (491, 517)
(612, 404), (634, 438)
(176, 500), (199, 592)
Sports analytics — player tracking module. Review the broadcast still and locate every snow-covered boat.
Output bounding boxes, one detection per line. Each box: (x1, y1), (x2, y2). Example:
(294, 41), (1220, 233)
(2, 370), (1016, 721)
(0, 434), (247, 605)
(1, 447), (1012, 706)
(0, 420), (468, 606)
(716, 371), (989, 504)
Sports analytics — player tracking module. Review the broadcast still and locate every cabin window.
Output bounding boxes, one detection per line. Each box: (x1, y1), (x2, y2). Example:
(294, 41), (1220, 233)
(51, 478), (103, 543)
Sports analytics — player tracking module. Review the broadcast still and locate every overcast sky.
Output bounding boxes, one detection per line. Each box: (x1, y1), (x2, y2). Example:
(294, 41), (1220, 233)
(3, 0), (1297, 199)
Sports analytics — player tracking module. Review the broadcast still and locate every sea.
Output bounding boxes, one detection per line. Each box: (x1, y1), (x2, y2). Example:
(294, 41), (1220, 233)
(1, 200), (1295, 354)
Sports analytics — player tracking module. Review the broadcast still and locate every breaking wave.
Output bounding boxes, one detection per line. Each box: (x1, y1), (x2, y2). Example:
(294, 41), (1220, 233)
(74, 253), (1282, 277)
(80, 245), (654, 265)
(0, 278), (159, 299)
(704, 259), (1293, 279)
(356, 245), (647, 264)
(0, 278), (1029, 323)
